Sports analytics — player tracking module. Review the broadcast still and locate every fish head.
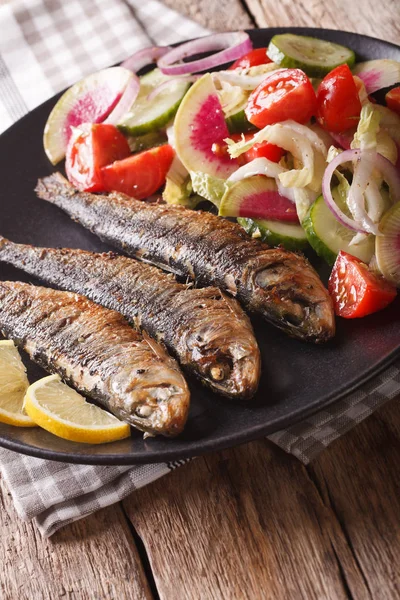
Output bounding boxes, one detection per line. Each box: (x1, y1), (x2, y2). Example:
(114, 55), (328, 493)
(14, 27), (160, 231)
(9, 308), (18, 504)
(246, 250), (335, 343)
(183, 289), (261, 400)
(110, 348), (190, 437)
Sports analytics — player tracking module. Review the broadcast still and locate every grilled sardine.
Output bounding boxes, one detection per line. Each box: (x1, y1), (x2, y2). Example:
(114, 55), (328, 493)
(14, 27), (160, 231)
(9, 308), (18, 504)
(0, 281), (190, 437)
(36, 173), (335, 343)
(0, 237), (261, 399)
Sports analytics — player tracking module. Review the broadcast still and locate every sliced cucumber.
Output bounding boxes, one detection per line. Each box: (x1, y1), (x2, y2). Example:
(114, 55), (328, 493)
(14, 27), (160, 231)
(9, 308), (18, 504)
(118, 69), (190, 136)
(267, 34), (355, 77)
(225, 109), (255, 134)
(303, 193), (375, 266)
(238, 217), (308, 252)
(376, 201), (400, 286)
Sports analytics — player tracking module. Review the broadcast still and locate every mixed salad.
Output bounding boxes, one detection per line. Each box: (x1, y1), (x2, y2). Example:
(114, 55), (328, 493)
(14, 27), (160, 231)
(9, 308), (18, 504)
(43, 31), (400, 320)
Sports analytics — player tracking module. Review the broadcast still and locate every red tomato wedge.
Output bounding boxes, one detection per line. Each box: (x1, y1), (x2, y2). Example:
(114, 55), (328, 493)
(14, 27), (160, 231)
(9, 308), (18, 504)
(244, 140), (285, 163)
(328, 251), (397, 318)
(227, 133), (285, 165)
(229, 48), (272, 70)
(66, 124), (131, 192)
(316, 65), (361, 132)
(385, 86), (400, 116)
(101, 144), (174, 200)
(245, 68), (317, 129)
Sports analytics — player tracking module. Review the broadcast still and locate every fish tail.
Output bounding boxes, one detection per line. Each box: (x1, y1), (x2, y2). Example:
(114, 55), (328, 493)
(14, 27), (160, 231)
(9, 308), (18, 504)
(0, 234), (10, 250)
(35, 173), (73, 203)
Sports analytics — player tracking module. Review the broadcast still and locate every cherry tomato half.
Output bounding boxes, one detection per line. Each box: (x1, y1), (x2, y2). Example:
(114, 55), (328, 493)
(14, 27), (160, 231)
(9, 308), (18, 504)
(244, 139), (285, 163)
(65, 123), (130, 192)
(245, 68), (317, 129)
(216, 133), (285, 166)
(385, 86), (400, 116)
(229, 48), (271, 70)
(101, 144), (174, 200)
(316, 65), (361, 133)
(328, 251), (397, 319)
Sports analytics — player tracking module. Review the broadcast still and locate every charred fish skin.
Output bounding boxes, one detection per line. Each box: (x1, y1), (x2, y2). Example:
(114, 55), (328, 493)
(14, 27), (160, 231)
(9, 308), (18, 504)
(0, 237), (260, 399)
(36, 173), (335, 343)
(0, 281), (190, 437)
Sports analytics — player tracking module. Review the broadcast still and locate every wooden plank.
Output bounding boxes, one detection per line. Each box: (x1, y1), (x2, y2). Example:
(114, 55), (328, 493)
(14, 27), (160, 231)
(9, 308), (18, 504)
(309, 396), (400, 600)
(245, 0), (400, 45)
(124, 439), (371, 599)
(161, 0), (254, 31)
(0, 479), (153, 600)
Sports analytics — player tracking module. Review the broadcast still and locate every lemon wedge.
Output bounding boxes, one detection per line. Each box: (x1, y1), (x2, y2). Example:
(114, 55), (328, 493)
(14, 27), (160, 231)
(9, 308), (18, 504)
(0, 340), (36, 427)
(24, 375), (131, 444)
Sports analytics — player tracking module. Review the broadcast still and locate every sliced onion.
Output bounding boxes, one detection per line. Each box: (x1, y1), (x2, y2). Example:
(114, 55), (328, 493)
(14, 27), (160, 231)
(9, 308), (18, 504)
(322, 148), (368, 233)
(157, 32), (252, 76)
(227, 157), (285, 183)
(374, 152), (400, 204)
(347, 151), (380, 234)
(103, 74), (140, 125)
(212, 70), (272, 90)
(322, 148), (400, 233)
(147, 75), (199, 101)
(227, 157), (299, 203)
(122, 45), (171, 73)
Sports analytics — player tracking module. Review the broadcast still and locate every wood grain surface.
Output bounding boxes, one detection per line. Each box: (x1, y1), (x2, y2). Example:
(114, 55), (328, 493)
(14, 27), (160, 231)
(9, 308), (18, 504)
(1, 1), (400, 599)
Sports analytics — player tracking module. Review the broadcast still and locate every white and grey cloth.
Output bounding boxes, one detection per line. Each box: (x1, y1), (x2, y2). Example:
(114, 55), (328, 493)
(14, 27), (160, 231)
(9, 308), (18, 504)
(0, 0), (399, 538)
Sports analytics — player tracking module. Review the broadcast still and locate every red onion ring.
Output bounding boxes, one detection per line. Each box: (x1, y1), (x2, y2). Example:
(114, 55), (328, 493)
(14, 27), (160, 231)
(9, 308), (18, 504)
(103, 74), (140, 125)
(147, 75), (199, 101)
(322, 148), (400, 233)
(157, 32), (252, 76)
(122, 46), (171, 73)
(322, 149), (368, 233)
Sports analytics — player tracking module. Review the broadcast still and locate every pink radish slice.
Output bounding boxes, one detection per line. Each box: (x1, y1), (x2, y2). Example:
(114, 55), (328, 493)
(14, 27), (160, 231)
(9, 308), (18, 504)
(219, 175), (299, 222)
(353, 60), (400, 94)
(174, 73), (238, 179)
(43, 67), (135, 165)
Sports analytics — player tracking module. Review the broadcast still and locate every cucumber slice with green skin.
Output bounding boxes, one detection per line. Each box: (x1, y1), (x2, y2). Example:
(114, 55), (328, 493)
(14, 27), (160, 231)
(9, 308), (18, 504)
(302, 193), (375, 266)
(267, 34), (355, 77)
(118, 69), (190, 136)
(238, 217), (308, 251)
(376, 201), (400, 287)
(225, 109), (255, 134)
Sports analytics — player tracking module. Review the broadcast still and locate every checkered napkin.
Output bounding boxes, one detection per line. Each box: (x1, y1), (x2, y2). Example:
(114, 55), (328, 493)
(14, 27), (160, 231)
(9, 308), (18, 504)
(0, 0), (399, 538)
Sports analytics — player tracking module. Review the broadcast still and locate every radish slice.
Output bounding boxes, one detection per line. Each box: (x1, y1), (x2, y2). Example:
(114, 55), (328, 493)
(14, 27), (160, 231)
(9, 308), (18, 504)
(353, 59), (400, 94)
(43, 67), (135, 165)
(174, 73), (238, 179)
(122, 46), (171, 73)
(219, 175), (299, 222)
(376, 201), (400, 286)
(158, 32), (252, 76)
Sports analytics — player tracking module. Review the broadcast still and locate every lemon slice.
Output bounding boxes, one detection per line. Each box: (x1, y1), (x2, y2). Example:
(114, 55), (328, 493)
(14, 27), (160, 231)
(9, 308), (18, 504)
(24, 375), (131, 444)
(0, 340), (35, 427)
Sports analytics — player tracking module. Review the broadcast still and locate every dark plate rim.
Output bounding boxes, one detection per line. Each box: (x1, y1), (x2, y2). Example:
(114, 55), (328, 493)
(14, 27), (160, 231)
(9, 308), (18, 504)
(1, 26), (399, 464)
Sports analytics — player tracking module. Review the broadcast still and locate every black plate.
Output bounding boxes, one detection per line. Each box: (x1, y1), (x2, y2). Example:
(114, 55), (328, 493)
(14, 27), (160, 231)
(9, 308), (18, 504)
(0, 27), (399, 464)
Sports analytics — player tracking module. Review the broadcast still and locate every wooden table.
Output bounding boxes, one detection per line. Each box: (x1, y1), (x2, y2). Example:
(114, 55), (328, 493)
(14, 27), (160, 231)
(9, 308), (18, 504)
(1, 1), (400, 598)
